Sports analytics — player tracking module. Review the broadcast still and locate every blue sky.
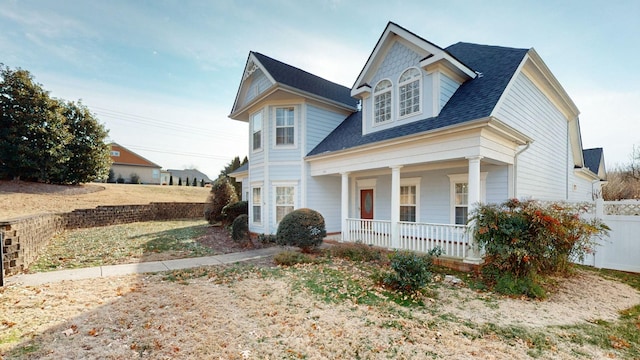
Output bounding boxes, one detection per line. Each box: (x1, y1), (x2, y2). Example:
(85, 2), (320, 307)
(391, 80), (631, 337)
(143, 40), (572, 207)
(1, 0), (638, 179)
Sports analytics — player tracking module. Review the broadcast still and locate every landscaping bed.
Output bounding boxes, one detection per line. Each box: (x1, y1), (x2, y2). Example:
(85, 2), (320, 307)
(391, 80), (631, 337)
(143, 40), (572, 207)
(1, 243), (639, 359)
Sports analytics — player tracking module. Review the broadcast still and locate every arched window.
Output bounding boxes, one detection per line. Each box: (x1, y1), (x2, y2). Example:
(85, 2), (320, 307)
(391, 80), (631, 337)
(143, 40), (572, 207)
(373, 79), (392, 124)
(398, 68), (421, 117)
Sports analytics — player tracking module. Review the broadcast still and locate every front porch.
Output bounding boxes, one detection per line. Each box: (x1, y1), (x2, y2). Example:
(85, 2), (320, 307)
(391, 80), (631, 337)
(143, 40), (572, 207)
(342, 218), (472, 261)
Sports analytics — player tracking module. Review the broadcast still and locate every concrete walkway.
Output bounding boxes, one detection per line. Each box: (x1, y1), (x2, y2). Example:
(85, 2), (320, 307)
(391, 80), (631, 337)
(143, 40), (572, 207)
(5, 247), (284, 287)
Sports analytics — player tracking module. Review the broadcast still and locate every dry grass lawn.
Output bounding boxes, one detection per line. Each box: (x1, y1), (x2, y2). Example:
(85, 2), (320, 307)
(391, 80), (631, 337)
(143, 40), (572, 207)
(1, 181), (640, 359)
(0, 180), (210, 219)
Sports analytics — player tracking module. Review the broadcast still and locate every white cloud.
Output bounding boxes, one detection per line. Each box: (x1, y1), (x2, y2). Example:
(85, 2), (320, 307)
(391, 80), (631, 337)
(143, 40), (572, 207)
(573, 90), (640, 168)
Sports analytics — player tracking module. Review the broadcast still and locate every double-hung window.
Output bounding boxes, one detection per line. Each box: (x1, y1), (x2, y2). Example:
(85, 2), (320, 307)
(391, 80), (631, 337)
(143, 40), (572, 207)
(399, 177), (420, 222)
(252, 187), (262, 223)
(399, 68), (421, 117)
(275, 107), (295, 146)
(454, 183), (468, 225)
(251, 111), (262, 151)
(400, 185), (417, 222)
(373, 79), (392, 124)
(448, 173), (487, 225)
(275, 186), (295, 223)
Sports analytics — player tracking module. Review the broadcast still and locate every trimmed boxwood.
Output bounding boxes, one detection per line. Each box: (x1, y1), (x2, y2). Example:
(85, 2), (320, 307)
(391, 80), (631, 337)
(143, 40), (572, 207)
(231, 214), (250, 244)
(276, 208), (326, 251)
(222, 201), (248, 225)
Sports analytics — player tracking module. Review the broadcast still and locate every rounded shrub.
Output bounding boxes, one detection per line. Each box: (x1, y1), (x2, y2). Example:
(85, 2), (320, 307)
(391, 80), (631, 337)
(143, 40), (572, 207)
(383, 247), (442, 294)
(222, 201), (248, 225)
(276, 208), (326, 251)
(231, 214), (250, 245)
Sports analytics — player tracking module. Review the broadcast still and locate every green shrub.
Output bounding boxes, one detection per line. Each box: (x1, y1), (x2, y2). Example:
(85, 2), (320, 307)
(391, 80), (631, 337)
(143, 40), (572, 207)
(231, 214), (250, 244)
(222, 201), (248, 224)
(130, 173), (140, 184)
(493, 273), (547, 299)
(258, 233), (277, 244)
(274, 250), (315, 266)
(276, 208), (326, 251)
(204, 177), (238, 225)
(382, 248), (442, 294)
(471, 199), (609, 298)
(328, 242), (385, 262)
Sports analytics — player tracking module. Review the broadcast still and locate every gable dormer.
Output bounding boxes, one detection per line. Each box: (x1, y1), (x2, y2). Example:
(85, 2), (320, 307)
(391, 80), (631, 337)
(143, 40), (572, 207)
(352, 22), (476, 135)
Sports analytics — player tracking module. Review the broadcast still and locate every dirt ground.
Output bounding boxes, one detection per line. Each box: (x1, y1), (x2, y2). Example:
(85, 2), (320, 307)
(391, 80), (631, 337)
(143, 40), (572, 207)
(0, 180), (210, 219)
(1, 181), (639, 358)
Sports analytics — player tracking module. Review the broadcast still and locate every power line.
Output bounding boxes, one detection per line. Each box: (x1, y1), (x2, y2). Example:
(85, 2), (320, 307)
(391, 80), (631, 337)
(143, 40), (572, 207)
(122, 144), (237, 161)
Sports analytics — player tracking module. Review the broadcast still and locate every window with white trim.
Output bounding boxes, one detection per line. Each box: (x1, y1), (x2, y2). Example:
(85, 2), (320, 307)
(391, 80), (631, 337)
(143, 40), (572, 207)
(373, 79), (392, 124)
(275, 186), (295, 223)
(454, 183), (468, 225)
(252, 187), (262, 223)
(447, 173), (487, 225)
(400, 177), (421, 222)
(398, 68), (421, 117)
(251, 111), (262, 151)
(400, 185), (416, 222)
(275, 107), (295, 146)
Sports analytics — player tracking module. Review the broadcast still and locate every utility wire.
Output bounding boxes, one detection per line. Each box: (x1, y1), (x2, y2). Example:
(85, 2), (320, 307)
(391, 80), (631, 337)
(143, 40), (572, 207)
(122, 144), (237, 161)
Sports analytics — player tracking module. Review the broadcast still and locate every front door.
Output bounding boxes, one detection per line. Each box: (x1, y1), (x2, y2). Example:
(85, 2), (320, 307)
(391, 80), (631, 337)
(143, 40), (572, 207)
(360, 189), (374, 219)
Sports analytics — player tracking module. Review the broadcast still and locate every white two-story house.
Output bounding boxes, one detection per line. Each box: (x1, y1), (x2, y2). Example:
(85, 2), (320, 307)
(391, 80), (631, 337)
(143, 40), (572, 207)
(228, 22), (606, 263)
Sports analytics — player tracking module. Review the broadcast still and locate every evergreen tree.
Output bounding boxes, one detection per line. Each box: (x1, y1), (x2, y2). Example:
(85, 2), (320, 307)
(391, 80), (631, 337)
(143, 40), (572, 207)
(200, 179), (204, 187)
(192, 177), (197, 186)
(186, 177), (190, 186)
(169, 175), (173, 185)
(0, 64), (111, 183)
(178, 177), (182, 186)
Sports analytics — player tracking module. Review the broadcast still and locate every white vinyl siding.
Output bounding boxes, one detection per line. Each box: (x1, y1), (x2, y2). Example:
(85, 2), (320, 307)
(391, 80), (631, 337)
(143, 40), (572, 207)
(440, 74), (460, 110)
(244, 69), (271, 105)
(493, 72), (568, 200)
(305, 175), (342, 233)
(305, 104), (348, 153)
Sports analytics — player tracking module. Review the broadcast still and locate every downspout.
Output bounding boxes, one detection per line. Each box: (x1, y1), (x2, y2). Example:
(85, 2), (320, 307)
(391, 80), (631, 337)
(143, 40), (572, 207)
(513, 142), (531, 199)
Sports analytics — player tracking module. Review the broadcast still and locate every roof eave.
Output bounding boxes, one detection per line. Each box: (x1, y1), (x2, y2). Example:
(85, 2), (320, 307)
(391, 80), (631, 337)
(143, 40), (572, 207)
(306, 116), (531, 161)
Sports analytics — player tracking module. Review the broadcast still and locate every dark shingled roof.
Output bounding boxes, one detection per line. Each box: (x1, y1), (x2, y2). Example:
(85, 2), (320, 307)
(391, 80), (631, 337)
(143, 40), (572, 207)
(307, 43), (529, 156)
(252, 52), (358, 109)
(583, 148), (604, 174)
(230, 162), (248, 174)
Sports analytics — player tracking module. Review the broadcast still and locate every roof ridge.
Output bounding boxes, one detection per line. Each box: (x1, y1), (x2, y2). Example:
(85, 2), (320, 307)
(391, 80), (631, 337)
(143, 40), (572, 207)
(251, 51), (352, 90)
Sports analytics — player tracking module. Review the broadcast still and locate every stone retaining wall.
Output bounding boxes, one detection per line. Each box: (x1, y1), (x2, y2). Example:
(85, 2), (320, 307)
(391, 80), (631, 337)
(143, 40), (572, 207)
(1, 203), (205, 280)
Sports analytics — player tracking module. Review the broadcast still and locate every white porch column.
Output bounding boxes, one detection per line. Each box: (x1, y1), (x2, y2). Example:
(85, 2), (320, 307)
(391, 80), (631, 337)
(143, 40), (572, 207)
(465, 156), (483, 264)
(341, 172), (350, 242)
(390, 165), (402, 248)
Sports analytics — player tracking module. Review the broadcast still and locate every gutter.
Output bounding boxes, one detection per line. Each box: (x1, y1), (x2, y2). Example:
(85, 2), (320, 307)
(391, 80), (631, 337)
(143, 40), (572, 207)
(513, 142), (532, 198)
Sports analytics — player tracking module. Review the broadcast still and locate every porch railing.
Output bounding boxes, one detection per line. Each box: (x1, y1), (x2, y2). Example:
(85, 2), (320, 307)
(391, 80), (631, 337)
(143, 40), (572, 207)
(344, 218), (469, 258)
(344, 218), (391, 248)
(398, 221), (468, 258)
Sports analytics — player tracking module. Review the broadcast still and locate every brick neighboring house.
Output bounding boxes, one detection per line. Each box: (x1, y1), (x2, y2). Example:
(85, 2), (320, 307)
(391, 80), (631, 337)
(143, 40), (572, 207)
(109, 143), (162, 184)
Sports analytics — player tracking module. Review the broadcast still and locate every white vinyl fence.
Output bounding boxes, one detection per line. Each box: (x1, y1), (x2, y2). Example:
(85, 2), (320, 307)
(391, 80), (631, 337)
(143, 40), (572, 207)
(578, 199), (640, 273)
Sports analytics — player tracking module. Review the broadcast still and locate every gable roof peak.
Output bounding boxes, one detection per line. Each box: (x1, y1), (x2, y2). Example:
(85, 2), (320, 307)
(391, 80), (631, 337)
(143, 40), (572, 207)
(351, 22), (476, 97)
(230, 51), (358, 119)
